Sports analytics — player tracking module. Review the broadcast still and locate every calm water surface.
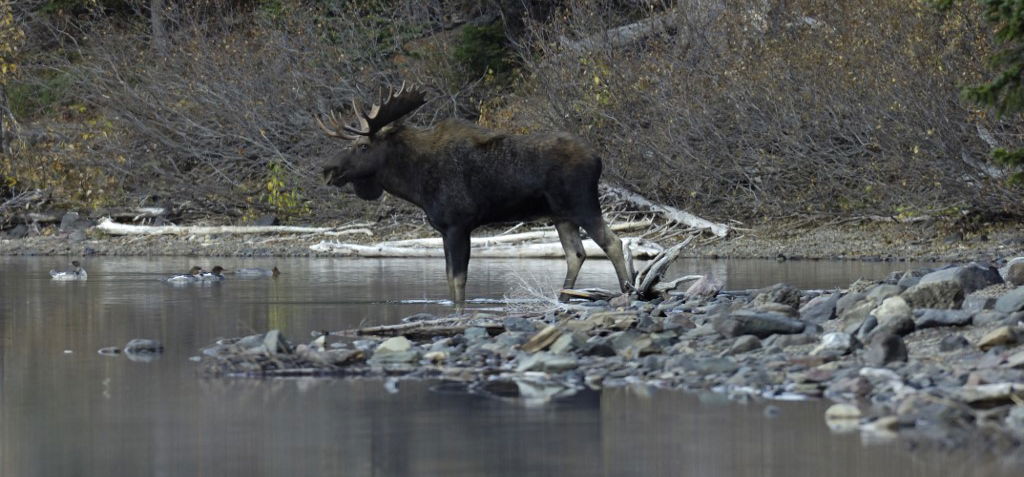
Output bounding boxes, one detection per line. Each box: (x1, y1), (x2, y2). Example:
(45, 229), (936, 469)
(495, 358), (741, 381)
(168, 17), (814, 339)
(1, 256), (1020, 476)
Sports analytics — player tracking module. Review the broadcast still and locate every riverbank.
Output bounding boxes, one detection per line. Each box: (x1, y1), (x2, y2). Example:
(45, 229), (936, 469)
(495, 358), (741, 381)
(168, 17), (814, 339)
(196, 259), (1024, 457)
(2, 216), (1023, 262)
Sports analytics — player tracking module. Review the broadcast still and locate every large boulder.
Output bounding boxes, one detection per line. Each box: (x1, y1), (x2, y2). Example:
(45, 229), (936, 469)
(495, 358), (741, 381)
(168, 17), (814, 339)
(1001, 257), (1024, 286)
(918, 263), (1003, 294)
(871, 296), (915, 336)
(901, 280), (964, 309)
(751, 283), (802, 309)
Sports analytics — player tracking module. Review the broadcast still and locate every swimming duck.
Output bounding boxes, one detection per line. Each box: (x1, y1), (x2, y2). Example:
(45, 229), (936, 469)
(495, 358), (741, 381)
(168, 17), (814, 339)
(198, 266), (226, 282)
(50, 261), (87, 281)
(166, 266), (204, 283)
(233, 266), (280, 278)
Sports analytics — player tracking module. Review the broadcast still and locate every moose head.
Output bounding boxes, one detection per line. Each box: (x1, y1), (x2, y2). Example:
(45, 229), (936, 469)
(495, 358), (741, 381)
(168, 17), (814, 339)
(318, 83), (426, 200)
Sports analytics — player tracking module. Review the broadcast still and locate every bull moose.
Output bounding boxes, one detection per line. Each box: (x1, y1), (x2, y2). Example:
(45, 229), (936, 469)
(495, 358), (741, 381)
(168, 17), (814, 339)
(319, 83), (633, 305)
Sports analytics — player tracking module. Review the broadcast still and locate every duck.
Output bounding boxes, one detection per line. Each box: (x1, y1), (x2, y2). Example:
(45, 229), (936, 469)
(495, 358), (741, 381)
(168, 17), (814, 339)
(233, 266), (280, 278)
(198, 266), (226, 282)
(50, 261), (87, 281)
(166, 266), (204, 283)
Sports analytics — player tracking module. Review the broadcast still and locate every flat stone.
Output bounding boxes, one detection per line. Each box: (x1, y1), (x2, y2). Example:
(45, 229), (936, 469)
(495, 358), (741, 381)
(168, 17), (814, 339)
(901, 280), (964, 309)
(977, 326), (1019, 351)
(504, 316), (536, 332)
(863, 333), (908, 366)
(515, 352), (578, 372)
(836, 292), (868, 317)
(918, 263), (1003, 294)
(754, 302), (799, 318)
(994, 286), (1024, 313)
(800, 293), (839, 323)
(914, 309), (972, 329)
(610, 330), (655, 359)
(713, 309), (805, 338)
(1005, 350), (1024, 369)
(961, 295), (996, 313)
(726, 335), (762, 355)
(974, 310), (1010, 326)
(548, 333), (577, 354)
(938, 334), (970, 352)
(521, 325), (562, 353)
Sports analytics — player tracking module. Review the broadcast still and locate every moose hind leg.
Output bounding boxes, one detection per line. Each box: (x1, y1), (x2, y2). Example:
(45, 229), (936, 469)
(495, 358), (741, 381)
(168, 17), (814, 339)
(442, 227), (471, 310)
(581, 218), (633, 293)
(555, 220), (586, 302)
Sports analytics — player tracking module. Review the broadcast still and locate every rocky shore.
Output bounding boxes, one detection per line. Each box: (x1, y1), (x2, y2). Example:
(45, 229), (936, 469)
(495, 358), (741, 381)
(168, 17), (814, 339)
(197, 258), (1024, 456)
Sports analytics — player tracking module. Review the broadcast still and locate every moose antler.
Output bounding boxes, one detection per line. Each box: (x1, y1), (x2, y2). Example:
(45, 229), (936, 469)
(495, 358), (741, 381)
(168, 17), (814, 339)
(317, 82), (426, 140)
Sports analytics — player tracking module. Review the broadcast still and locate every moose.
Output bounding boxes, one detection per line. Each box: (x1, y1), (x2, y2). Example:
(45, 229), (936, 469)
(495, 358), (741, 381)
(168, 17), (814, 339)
(319, 83), (633, 306)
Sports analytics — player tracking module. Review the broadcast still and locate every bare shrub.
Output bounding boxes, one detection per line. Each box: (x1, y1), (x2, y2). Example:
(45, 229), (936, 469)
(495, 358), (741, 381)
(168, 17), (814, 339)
(504, 0), (1024, 219)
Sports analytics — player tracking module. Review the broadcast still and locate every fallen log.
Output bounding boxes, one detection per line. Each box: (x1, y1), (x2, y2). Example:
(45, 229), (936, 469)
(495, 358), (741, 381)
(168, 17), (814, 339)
(602, 185), (731, 238)
(380, 220), (653, 248)
(339, 316), (504, 339)
(95, 217), (374, 237)
(634, 234), (698, 298)
(311, 237), (663, 259)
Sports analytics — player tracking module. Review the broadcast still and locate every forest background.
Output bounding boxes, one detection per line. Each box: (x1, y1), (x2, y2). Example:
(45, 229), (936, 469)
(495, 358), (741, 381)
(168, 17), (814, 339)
(1, 0), (1022, 229)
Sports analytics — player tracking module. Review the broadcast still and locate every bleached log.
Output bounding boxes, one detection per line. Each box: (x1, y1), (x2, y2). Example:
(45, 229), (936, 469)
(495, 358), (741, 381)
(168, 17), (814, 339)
(95, 217), (374, 236)
(311, 237), (663, 259)
(380, 220), (653, 248)
(634, 234), (697, 297)
(602, 185), (731, 237)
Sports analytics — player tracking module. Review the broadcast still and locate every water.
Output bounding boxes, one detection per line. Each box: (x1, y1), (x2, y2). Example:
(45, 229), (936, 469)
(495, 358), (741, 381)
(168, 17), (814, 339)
(0, 256), (1019, 476)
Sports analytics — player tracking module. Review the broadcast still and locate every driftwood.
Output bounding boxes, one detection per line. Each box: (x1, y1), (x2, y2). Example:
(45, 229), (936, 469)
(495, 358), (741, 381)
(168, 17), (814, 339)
(602, 185), (731, 238)
(311, 236), (663, 259)
(95, 218), (374, 237)
(338, 316), (505, 340)
(379, 220), (652, 248)
(634, 234), (698, 298)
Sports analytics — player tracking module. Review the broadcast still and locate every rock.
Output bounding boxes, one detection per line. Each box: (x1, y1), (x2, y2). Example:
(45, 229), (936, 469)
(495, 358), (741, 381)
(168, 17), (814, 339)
(836, 292), (867, 317)
(726, 335), (762, 355)
(961, 295), (996, 313)
(666, 356), (739, 375)
(6, 224), (29, 239)
(977, 326), (1019, 351)
(610, 330), (655, 359)
(521, 325), (562, 353)
(914, 309), (972, 329)
(713, 309), (805, 338)
(1000, 257), (1024, 286)
(871, 296), (914, 335)
(68, 230), (87, 242)
(581, 337), (616, 357)
(754, 301), (799, 318)
(1004, 350), (1024, 369)
(59, 211), (93, 233)
(863, 333), (908, 366)
(918, 263), (1003, 294)
(124, 338), (163, 354)
(812, 332), (854, 356)
(376, 336), (412, 354)
(423, 350), (447, 363)
(752, 283), (802, 309)
(854, 315), (877, 342)
(800, 293), (839, 323)
(897, 270), (925, 289)
(865, 284), (904, 303)
(464, 326), (489, 342)
(583, 311), (638, 331)
(1007, 406), (1024, 437)
(766, 333), (817, 348)
(954, 382), (1024, 406)
(515, 352), (578, 372)
(974, 310), (1010, 326)
(685, 275), (724, 299)
(994, 286), (1024, 313)
(838, 300), (875, 333)
(938, 334), (970, 352)
(504, 316), (536, 332)
(901, 280), (964, 309)
(824, 403), (862, 420)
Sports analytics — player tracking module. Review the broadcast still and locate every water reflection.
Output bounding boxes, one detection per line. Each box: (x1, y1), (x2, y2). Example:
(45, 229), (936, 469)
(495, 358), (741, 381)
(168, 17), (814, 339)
(2, 256), (1017, 477)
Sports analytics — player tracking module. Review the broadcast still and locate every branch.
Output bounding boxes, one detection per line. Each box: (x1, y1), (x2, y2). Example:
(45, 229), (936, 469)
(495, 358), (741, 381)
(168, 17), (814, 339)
(95, 218), (374, 236)
(601, 185), (731, 237)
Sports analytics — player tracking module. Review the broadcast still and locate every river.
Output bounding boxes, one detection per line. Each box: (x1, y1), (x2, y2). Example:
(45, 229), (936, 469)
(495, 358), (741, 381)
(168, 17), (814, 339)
(1, 256), (1020, 476)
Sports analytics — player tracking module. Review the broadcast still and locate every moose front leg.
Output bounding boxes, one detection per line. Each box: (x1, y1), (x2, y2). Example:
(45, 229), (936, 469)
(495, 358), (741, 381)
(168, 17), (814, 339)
(441, 227), (471, 311)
